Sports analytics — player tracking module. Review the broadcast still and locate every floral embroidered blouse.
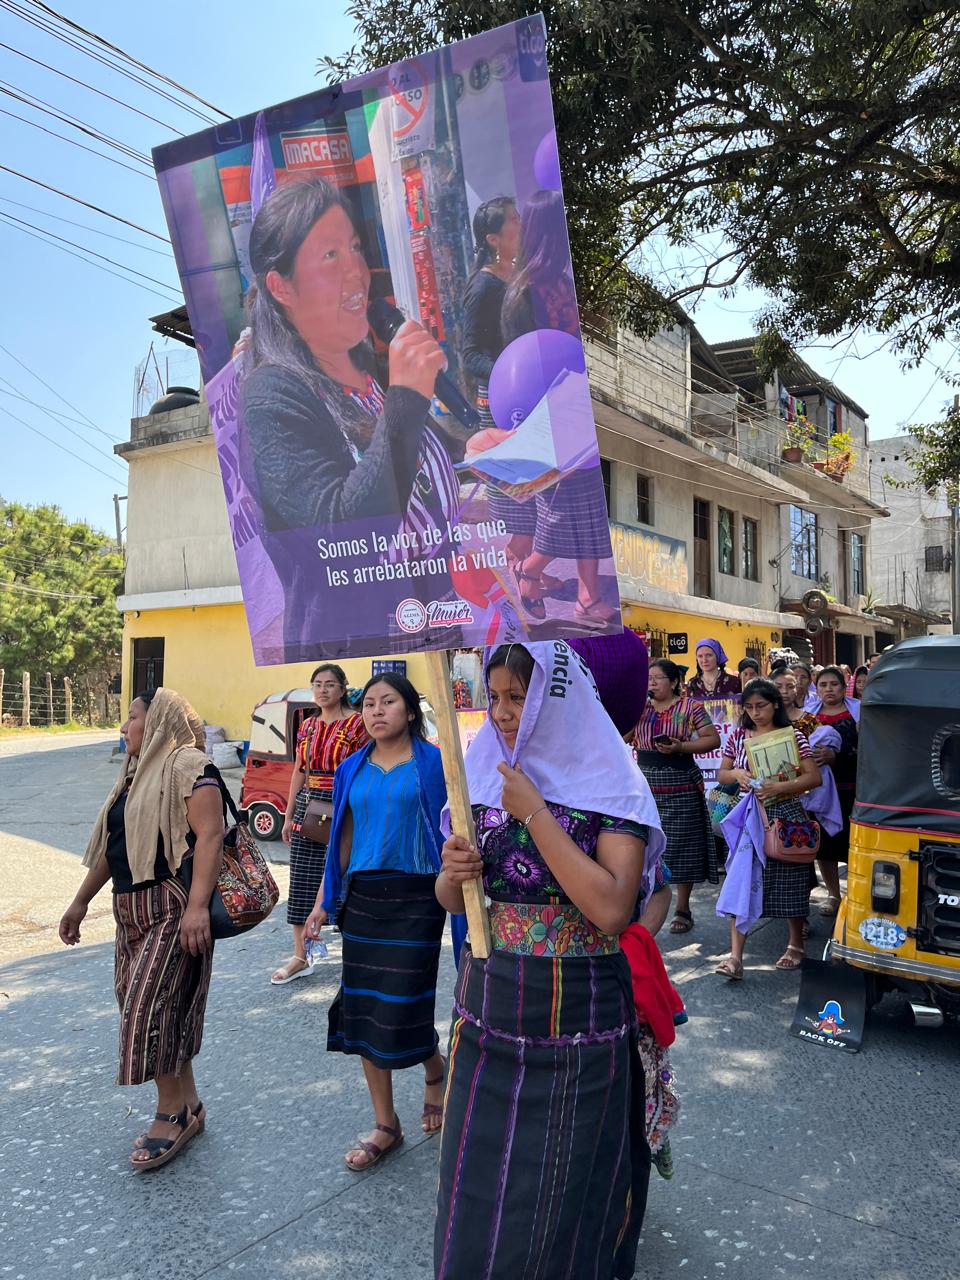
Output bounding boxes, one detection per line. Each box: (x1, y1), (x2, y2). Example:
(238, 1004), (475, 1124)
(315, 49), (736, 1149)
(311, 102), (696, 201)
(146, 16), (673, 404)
(473, 802), (649, 907)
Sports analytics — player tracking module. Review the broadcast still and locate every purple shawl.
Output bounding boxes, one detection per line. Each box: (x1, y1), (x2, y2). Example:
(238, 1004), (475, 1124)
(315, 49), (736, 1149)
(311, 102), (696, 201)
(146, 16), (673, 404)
(717, 792), (766, 934)
(802, 725), (843, 836)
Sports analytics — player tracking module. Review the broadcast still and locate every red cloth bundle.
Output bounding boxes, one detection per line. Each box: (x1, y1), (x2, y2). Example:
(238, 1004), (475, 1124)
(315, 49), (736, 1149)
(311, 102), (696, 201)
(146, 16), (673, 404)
(619, 923), (686, 1048)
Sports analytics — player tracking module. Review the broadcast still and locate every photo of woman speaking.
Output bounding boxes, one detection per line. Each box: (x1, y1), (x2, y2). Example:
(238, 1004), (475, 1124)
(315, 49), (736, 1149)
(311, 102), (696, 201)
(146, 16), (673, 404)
(239, 176), (461, 656)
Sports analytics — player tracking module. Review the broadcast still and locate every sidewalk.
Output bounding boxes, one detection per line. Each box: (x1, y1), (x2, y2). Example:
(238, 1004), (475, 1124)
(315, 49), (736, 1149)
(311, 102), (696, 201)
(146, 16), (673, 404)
(2, 887), (958, 1280)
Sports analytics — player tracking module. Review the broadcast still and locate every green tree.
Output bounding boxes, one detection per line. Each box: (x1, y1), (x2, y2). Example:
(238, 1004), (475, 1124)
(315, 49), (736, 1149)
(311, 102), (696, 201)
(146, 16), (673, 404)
(325, 1), (960, 360)
(0, 501), (123, 690)
(899, 403), (960, 499)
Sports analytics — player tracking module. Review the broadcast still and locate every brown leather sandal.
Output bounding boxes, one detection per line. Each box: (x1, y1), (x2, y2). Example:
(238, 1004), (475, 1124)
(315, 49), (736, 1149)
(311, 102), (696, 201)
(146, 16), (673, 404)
(131, 1105), (199, 1172)
(715, 955), (744, 980)
(422, 1064), (445, 1134)
(345, 1116), (404, 1171)
(776, 944), (804, 970)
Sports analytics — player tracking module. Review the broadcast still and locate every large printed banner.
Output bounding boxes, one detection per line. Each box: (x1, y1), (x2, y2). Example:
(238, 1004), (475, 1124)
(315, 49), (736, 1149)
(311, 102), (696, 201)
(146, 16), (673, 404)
(153, 16), (620, 665)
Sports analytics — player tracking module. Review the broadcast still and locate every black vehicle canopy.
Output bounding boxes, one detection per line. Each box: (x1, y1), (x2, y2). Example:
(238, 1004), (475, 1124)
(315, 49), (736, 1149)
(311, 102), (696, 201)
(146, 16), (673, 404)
(853, 636), (960, 836)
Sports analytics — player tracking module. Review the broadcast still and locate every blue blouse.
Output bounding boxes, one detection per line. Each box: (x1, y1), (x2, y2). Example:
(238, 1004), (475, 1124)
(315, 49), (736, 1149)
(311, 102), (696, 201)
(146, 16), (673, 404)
(344, 757), (436, 883)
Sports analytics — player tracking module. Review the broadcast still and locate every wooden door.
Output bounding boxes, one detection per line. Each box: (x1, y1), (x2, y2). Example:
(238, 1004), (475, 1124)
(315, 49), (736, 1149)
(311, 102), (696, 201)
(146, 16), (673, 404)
(693, 498), (711, 597)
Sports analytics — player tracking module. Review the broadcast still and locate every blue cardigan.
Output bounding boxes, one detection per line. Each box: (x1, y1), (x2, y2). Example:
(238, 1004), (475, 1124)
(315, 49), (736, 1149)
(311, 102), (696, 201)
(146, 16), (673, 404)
(320, 735), (467, 965)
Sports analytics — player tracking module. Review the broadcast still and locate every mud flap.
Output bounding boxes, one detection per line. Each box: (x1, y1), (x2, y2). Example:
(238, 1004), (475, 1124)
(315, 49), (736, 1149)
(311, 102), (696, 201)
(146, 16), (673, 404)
(790, 958), (867, 1053)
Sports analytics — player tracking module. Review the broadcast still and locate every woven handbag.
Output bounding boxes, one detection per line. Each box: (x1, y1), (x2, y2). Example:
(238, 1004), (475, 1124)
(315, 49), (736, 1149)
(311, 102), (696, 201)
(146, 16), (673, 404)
(182, 769), (280, 940)
(761, 807), (821, 864)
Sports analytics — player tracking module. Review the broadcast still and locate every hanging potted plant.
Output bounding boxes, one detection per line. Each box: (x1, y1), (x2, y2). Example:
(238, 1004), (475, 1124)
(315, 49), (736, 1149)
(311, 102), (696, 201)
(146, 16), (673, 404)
(823, 429), (856, 481)
(781, 415), (816, 462)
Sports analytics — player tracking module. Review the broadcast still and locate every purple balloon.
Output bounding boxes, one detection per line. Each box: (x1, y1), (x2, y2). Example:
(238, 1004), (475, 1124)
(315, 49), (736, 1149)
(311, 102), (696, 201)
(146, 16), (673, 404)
(533, 132), (562, 191)
(488, 328), (586, 431)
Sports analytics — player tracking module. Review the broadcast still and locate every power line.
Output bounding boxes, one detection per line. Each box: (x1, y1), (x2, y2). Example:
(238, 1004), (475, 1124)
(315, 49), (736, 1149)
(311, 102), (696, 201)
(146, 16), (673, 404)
(1, 406), (128, 484)
(0, 195), (173, 256)
(0, 580), (102, 600)
(0, 164), (170, 241)
(0, 102), (153, 180)
(0, 342), (114, 439)
(2, 0), (226, 124)
(0, 209), (179, 292)
(0, 38), (185, 133)
(0, 77), (153, 165)
(0, 210), (182, 303)
(25, 0), (230, 117)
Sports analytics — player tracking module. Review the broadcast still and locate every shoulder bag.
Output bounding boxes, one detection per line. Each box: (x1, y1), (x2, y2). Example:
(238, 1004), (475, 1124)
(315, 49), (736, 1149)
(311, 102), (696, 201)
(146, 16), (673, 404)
(182, 768), (280, 940)
(299, 717), (335, 844)
(761, 805), (821, 864)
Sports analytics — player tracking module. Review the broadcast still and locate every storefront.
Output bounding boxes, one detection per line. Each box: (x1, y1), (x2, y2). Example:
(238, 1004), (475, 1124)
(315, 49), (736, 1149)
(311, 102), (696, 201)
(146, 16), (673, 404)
(610, 522), (801, 676)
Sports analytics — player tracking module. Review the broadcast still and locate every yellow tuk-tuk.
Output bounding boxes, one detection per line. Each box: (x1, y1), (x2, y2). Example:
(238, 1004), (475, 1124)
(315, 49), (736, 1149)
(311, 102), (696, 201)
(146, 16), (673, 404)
(828, 635), (960, 1024)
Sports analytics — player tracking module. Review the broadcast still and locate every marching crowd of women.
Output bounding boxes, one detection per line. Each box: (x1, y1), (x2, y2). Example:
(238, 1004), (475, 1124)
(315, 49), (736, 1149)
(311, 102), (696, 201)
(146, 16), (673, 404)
(58, 630), (871, 1275)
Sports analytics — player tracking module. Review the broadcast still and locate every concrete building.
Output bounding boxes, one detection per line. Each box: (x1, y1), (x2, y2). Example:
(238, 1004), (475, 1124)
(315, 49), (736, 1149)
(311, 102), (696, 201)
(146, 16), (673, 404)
(708, 339), (891, 667)
(867, 435), (953, 637)
(585, 317), (808, 668)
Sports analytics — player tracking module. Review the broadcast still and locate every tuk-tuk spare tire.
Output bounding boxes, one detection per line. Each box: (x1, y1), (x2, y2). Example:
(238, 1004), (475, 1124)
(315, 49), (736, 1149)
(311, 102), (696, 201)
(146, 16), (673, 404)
(249, 803), (283, 842)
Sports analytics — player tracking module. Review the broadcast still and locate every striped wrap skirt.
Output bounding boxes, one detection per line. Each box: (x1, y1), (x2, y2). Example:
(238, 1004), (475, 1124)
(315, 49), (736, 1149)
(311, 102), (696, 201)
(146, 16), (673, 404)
(435, 945), (650, 1280)
(639, 758), (718, 886)
(758, 797), (814, 919)
(287, 786), (330, 925)
(113, 877), (213, 1086)
(533, 467), (613, 560)
(327, 871), (444, 1070)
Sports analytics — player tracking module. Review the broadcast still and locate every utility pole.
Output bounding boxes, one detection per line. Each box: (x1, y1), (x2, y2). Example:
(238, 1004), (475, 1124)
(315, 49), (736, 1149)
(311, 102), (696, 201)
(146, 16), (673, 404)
(113, 493), (127, 551)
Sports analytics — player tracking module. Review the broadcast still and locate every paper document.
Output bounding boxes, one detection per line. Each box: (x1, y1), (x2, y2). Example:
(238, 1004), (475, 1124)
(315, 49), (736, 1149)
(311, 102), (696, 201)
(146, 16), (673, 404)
(457, 369), (600, 490)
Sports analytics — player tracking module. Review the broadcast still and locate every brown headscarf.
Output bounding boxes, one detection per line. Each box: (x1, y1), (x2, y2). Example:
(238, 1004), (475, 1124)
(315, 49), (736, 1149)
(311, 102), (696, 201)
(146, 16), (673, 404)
(83, 687), (213, 885)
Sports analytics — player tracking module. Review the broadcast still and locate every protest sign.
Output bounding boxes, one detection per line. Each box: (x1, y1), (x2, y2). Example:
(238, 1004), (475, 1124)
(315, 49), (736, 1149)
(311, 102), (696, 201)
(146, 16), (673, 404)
(152, 14), (620, 669)
(694, 696), (740, 786)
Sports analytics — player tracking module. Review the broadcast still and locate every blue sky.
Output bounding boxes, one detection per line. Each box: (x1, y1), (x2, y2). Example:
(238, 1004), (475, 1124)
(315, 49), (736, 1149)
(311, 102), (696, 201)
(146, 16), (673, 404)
(1, 3), (955, 537)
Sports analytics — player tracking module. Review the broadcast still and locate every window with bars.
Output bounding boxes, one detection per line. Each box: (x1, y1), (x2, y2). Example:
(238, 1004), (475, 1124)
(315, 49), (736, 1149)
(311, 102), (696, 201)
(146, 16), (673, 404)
(742, 517), (759, 580)
(636, 473), (653, 525)
(718, 508), (736, 575)
(789, 506), (819, 579)
(925, 545), (946, 573)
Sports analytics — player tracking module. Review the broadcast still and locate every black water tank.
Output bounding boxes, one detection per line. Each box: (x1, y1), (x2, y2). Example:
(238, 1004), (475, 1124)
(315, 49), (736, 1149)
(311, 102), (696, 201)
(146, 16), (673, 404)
(148, 385), (200, 415)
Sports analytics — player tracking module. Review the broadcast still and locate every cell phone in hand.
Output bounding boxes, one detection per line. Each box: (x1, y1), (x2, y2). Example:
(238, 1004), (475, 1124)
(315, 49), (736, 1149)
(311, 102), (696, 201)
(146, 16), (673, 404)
(653, 734), (674, 746)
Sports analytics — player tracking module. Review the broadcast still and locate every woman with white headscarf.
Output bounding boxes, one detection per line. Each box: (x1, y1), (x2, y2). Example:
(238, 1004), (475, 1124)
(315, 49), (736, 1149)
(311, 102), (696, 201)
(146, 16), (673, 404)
(59, 687), (224, 1171)
(434, 640), (665, 1280)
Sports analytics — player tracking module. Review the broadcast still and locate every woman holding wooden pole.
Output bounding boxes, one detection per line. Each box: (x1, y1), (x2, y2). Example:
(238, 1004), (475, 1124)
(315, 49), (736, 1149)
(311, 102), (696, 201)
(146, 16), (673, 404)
(434, 640), (665, 1280)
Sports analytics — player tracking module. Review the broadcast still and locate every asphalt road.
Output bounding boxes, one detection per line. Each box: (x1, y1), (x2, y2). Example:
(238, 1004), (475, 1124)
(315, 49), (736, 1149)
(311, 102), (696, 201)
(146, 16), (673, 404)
(1, 734), (958, 1280)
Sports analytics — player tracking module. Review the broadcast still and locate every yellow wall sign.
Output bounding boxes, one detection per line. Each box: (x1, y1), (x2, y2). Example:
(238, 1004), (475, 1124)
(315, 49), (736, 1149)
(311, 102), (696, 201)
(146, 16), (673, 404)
(609, 522), (689, 594)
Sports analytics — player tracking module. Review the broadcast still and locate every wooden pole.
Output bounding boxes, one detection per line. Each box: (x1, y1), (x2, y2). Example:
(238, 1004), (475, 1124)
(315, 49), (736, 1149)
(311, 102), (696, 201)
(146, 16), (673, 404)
(21, 671), (30, 728)
(86, 689), (94, 727)
(45, 671), (54, 726)
(64, 676), (73, 724)
(424, 649), (491, 959)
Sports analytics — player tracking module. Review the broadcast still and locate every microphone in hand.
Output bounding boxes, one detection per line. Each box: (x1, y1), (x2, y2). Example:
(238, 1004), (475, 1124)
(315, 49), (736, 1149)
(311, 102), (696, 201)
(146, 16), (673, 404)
(368, 299), (481, 431)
